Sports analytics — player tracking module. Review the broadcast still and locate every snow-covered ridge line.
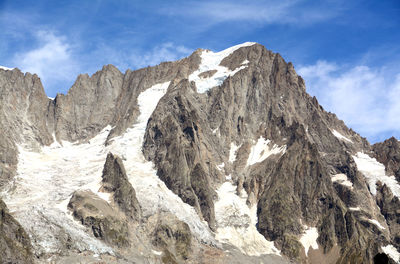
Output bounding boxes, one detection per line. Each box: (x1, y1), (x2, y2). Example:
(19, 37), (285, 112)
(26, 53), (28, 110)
(353, 152), (400, 197)
(189, 42), (256, 93)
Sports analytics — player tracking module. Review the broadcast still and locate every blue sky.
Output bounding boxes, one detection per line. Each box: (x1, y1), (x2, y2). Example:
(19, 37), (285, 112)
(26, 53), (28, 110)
(0, 0), (399, 143)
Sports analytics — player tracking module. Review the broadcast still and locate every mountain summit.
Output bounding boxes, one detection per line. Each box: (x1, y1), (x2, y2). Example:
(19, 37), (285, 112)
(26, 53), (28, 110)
(0, 43), (399, 263)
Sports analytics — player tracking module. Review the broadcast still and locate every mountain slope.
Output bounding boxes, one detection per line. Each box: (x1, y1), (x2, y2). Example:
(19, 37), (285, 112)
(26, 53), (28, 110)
(0, 43), (399, 263)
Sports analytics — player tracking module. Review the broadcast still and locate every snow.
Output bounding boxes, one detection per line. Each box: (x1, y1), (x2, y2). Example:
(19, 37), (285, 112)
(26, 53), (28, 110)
(349, 207), (361, 211)
(246, 136), (286, 167)
(216, 162), (225, 171)
(214, 181), (280, 256)
(188, 42), (256, 93)
(353, 152), (400, 197)
(229, 142), (240, 163)
(299, 226), (319, 256)
(152, 250), (163, 256)
(106, 81), (216, 245)
(331, 173), (353, 189)
(368, 219), (385, 230)
(2, 81), (216, 256)
(382, 244), (400, 263)
(0, 65), (13, 71)
(1, 128), (115, 255)
(331, 129), (352, 143)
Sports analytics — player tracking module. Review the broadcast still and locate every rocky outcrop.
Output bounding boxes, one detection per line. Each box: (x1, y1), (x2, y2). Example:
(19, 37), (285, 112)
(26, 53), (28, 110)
(68, 190), (130, 247)
(101, 152), (142, 220)
(373, 137), (400, 181)
(0, 68), (53, 187)
(149, 212), (193, 263)
(0, 198), (34, 264)
(376, 182), (400, 250)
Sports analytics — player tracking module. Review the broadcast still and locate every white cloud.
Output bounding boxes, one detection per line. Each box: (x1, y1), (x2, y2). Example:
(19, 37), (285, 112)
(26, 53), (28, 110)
(161, 0), (342, 26)
(12, 31), (79, 93)
(129, 42), (192, 69)
(298, 61), (400, 141)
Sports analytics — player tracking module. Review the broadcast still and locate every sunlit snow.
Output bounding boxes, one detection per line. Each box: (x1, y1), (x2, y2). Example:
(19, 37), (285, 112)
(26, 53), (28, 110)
(246, 137), (286, 167)
(1, 81), (216, 257)
(214, 181), (280, 256)
(368, 219), (385, 230)
(189, 42), (256, 93)
(382, 245), (400, 263)
(353, 152), (400, 197)
(331, 173), (353, 189)
(229, 142), (240, 163)
(331, 129), (352, 143)
(299, 226), (319, 257)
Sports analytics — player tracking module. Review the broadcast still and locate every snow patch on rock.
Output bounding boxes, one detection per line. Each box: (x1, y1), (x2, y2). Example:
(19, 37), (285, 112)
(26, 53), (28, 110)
(229, 142), (240, 163)
(214, 181), (280, 256)
(216, 162), (225, 171)
(368, 219), (385, 230)
(189, 42), (256, 93)
(331, 173), (353, 189)
(331, 129), (352, 143)
(299, 226), (319, 257)
(382, 244), (400, 263)
(246, 136), (286, 167)
(353, 152), (400, 197)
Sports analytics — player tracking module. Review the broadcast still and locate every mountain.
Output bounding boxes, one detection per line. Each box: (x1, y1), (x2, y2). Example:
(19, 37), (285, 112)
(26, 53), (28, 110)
(0, 42), (399, 263)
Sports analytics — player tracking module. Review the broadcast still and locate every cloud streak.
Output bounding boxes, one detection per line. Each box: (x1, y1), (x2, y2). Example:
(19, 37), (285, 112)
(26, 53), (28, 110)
(298, 61), (400, 142)
(161, 0), (343, 26)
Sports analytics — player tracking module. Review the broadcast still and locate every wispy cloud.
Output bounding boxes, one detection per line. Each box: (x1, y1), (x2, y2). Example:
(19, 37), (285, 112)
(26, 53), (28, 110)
(129, 43), (192, 69)
(298, 61), (400, 142)
(85, 42), (192, 73)
(161, 0), (343, 26)
(12, 30), (80, 94)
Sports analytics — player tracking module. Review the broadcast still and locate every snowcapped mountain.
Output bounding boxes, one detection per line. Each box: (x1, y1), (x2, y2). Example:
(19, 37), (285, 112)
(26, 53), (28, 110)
(0, 43), (399, 263)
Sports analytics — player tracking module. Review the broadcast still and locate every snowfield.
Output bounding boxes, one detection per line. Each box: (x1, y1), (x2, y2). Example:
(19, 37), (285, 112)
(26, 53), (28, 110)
(1, 81), (216, 256)
(215, 181), (280, 256)
(189, 42), (255, 93)
(353, 152), (400, 197)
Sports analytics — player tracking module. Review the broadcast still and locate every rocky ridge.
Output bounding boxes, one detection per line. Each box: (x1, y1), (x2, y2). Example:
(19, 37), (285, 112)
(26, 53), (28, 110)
(0, 42), (399, 263)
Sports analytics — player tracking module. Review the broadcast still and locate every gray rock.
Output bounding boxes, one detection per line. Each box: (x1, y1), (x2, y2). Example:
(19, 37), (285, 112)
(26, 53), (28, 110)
(68, 190), (130, 247)
(101, 152), (142, 220)
(373, 137), (400, 182)
(0, 198), (34, 264)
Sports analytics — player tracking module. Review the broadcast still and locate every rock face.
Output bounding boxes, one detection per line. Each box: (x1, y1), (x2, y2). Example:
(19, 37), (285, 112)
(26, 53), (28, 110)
(68, 190), (130, 247)
(101, 152), (142, 220)
(0, 43), (399, 263)
(149, 212), (193, 263)
(0, 198), (33, 264)
(373, 137), (400, 182)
